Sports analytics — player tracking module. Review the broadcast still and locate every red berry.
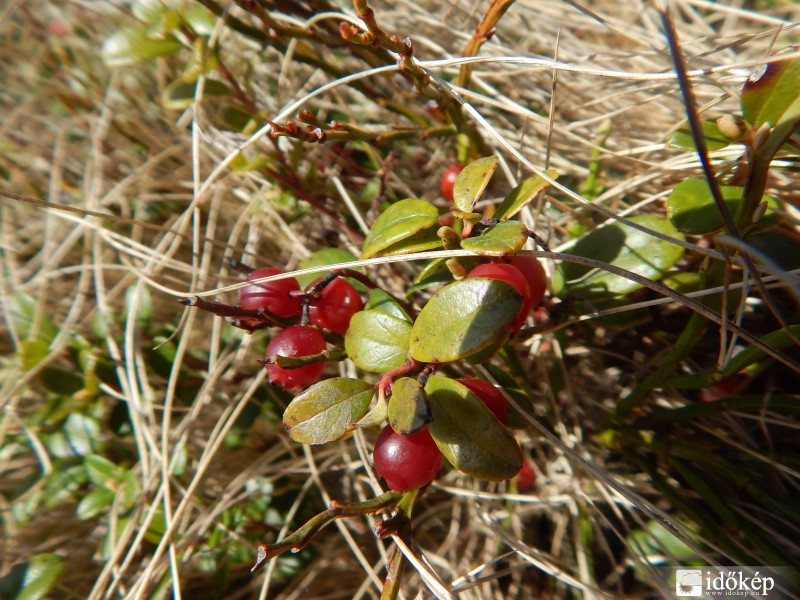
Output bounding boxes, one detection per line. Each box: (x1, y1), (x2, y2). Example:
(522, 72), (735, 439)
(509, 256), (548, 307)
(514, 459), (536, 491)
(264, 325), (327, 390)
(457, 378), (508, 424)
(239, 267), (302, 318)
(440, 163), (463, 203)
(373, 426), (443, 491)
(466, 263), (532, 331)
(307, 277), (364, 335)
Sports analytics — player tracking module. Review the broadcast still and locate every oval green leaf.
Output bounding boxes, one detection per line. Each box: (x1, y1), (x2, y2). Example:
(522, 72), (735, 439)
(345, 311), (412, 372)
(102, 27), (182, 67)
(742, 50), (800, 128)
(371, 226), (443, 257)
(388, 377), (430, 434)
(453, 156), (498, 213)
(364, 288), (411, 323)
(460, 220), (527, 256)
(0, 553), (65, 600)
(425, 376), (522, 481)
(163, 78), (230, 110)
(667, 178), (779, 234)
(494, 170), (558, 221)
(666, 120), (731, 152)
(554, 215), (685, 298)
(361, 199), (439, 259)
(283, 378), (373, 444)
(409, 278), (521, 363)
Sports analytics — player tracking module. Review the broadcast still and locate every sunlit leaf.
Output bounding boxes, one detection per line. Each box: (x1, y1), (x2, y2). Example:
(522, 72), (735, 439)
(493, 170), (558, 220)
(409, 279), (521, 363)
(460, 220), (527, 256)
(553, 215), (685, 298)
(77, 488), (115, 520)
(297, 248), (360, 287)
(102, 27), (182, 67)
(453, 156), (498, 213)
(345, 311), (412, 372)
(283, 378), (373, 444)
(364, 288), (411, 323)
(162, 78), (230, 110)
(742, 49), (800, 128)
(0, 553), (64, 600)
(360, 199), (438, 259)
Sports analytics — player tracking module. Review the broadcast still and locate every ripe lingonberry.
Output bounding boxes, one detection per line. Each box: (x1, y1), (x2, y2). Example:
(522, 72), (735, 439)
(440, 163), (463, 203)
(456, 377), (508, 424)
(264, 325), (327, 390)
(466, 263), (532, 331)
(307, 277), (364, 335)
(373, 426), (443, 491)
(239, 267), (302, 318)
(514, 458), (536, 491)
(509, 256), (548, 307)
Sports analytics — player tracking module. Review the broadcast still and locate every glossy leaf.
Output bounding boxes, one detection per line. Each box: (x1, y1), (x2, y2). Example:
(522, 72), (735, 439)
(494, 169), (558, 220)
(371, 226), (442, 257)
(554, 215), (685, 298)
(345, 311), (412, 372)
(425, 376), (522, 480)
(8, 293), (58, 345)
(364, 288), (411, 323)
(460, 220), (527, 256)
(283, 378), (373, 444)
(741, 50), (800, 128)
(361, 199), (438, 259)
(77, 488), (115, 520)
(408, 257), (454, 293)
(666, 120), (731, 152)
(102, 27), (182, 67)
(355, 398), (388, 428)
(0, 553), (64, 600)
(667, 178), (779, 234)
(452, 156), (498, 213)
(84, 454), (122, 487)
(409, 278), (521, 363)
(388, 377), (430, 434)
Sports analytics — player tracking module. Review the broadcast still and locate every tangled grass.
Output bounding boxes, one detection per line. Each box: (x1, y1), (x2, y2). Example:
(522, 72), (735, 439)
(1, 0), (799, 598)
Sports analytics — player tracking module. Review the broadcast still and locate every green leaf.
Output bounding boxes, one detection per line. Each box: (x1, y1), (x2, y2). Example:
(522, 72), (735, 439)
(297, 248), (360, 287)
(742, 50), (800, 128)
(7, 293), (58, 345)
(19, 340), (50, 371)
(84, 454), (123, 487)
(364, 288), (411, 323)
(460, 220), (527, 256)
(77, 487), (115, 520)
(283, 378), (373, 444)
(408, 257), (454, 294)
(493, 170), (558, 220)
(666, 120), (732, 152)
(553, 215), (685, 299)
(667, 178), (779, 234)
(388, 378), (430, 434)
(119, 470), (141, 511)
(162, 78), (230, 110)
(409, 279), (521, 363)
(345, 310), (412, 372)
(354, 398), (388, 428)
(368, 226), (443, 257)
(360, 199), (438, 259)
(425, 376), (522, 481)
(453, 156), (498, 213)
(0, 553), (64, 600)
(102, 27), (182, 67)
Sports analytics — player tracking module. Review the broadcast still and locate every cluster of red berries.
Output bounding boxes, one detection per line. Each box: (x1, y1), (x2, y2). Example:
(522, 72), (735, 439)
(370, 165), (550, 492)
(240, 267), (363, 390)
(373, 376), (536, 491)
